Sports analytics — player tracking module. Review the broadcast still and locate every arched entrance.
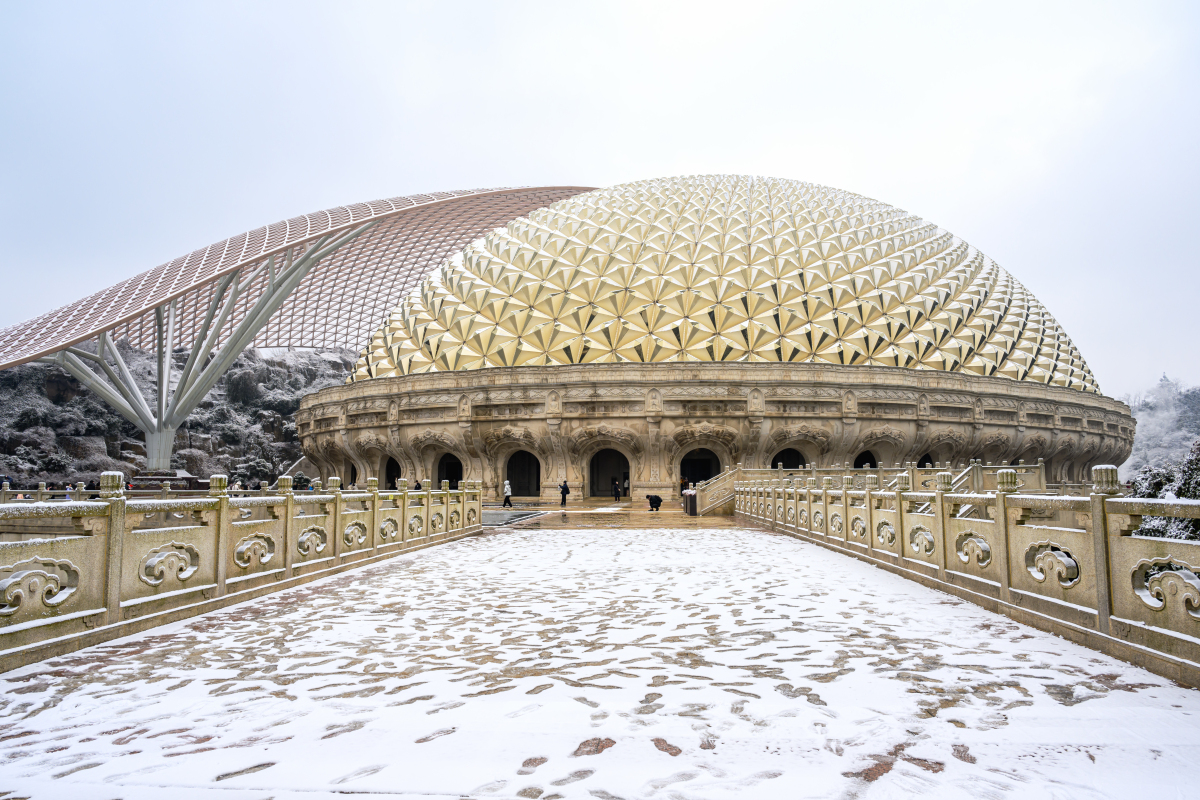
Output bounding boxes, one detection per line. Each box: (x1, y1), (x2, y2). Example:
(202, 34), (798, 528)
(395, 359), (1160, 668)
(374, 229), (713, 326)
(589, 449), (629, 497)
(770, 448), (806, 470)
(348, 464), (358, 487)
(680, 448), (721, 487)
(917, 453), (934, 469)
(385, 457), (402, 490)
(437, 453), (463, 489)
(853, 450), (878, 469)
(506, 450), (541, 496)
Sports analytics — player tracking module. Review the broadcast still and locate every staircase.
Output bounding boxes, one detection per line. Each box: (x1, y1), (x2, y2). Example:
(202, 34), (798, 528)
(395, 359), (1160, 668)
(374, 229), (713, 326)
(695, 470), (737, 515)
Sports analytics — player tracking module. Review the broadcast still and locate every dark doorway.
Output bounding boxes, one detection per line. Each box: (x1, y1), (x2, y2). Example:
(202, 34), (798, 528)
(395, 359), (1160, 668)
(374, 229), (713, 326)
(349, 464), (358, 487)
(385, 457), (402, 490)
(917, 453), (934, 469)
(507, 450), (541, 496)
(853, 451), (878, 469)
(680, 448), (721, 487)
(589, 449), (629, 497)
(437, 453), (463, 489)
(771, 448), (806, 470)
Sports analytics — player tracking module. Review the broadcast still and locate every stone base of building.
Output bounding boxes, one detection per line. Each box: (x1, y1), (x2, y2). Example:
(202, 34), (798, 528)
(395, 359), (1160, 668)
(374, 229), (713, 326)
(297, 362), (1134, 500)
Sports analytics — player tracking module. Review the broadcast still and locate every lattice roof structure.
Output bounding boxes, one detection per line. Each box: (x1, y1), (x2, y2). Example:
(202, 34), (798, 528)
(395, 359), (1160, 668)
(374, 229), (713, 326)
(355, 175), (1100, 393)
(0, 187), (593, 369)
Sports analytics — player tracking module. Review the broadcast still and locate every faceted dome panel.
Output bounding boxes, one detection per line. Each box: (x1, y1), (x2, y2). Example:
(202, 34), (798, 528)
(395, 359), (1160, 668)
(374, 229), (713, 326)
(353, 175), (1098, 392)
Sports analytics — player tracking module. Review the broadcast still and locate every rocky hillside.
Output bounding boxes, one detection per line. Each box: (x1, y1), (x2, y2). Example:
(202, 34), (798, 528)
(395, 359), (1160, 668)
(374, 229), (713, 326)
(0, 344), (355, 488)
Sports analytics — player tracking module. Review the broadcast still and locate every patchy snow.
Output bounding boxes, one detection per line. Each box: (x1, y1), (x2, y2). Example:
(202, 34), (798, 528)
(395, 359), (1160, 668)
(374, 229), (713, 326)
(2, 527), (1199, 799)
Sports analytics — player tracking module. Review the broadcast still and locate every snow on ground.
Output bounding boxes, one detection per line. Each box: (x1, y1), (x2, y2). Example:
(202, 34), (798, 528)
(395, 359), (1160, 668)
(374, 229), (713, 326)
(2, 527), (1199, 799)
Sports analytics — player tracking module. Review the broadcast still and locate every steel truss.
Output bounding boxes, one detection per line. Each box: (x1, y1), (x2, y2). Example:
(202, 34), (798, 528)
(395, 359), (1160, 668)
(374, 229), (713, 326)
(40, 224), (374, 470)
(5, 186), (593, 472)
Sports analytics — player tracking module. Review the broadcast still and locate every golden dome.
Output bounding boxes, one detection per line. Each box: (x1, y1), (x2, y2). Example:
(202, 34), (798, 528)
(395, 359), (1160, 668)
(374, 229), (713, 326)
(353, 175), (1098, 392)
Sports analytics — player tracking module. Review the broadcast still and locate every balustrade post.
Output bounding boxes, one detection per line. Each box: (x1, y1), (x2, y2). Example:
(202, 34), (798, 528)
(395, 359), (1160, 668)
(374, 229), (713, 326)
(367, 477), (380, 551)
(935, 471), (952, 581)
(37, 482), (46, 502)
(278, 475), (295, 576)
(396, 478), (408, 542)
(995, 468), (1018, 604)
(894, 473), (910, 554)
(100, 471), (126, 626)
(841, 475), (852, 544)
(210, 475), (231, 598)
(328, 477), (343, 559)
(1, 481), (8, 503)
(865, 474), (878, 557)
(1090, 465), (1121, 635)
(821, 477), (833, 539)
(423, 483), (432, 538)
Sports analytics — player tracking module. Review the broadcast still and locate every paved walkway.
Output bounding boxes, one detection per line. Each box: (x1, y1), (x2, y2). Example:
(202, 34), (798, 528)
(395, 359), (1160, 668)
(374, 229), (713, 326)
(2, 527), (1198, 799)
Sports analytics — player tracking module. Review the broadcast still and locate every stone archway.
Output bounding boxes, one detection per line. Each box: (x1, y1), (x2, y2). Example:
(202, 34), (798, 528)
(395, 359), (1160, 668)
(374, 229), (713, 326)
(589, 449), (630, 498)
(770, 448), (806, 470)
(506, 450), (541, 496)
(384, 457), (402, 490)
(437, 453), (463, 489)
(679, 448), (721, 487)
(853, 450), (878, 469)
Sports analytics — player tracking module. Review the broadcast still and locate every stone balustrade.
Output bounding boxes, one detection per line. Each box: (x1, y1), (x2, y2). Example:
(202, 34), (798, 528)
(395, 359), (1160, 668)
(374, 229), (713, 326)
(0, 472), (483, 673)
(696, 459), (1048, 516)
(733, 465), (1200, 686)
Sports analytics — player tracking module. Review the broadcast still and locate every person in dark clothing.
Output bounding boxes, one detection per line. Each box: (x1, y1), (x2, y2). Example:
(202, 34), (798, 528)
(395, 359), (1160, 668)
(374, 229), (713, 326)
(680, 476), (688, 495)
(413, 479), (422, 490)
(560, 480), (570, 506)
(612, 479), (621, 503)
(646, 494), (662, 511)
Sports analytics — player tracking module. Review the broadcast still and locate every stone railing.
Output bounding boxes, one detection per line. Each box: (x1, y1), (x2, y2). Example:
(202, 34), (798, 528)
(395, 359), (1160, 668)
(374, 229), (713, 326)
(0, 473), (483, 673)
(695, 460), (1047, 516)
(733, 466), (1200, 687)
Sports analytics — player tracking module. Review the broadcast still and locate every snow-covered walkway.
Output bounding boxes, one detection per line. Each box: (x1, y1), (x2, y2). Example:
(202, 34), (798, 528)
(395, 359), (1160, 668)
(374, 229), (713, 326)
(2, 527), (1198, 799)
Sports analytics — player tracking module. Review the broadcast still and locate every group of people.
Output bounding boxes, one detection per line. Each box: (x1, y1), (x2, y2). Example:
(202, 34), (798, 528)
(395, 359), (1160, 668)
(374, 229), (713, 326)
(495, 477), (659, 512)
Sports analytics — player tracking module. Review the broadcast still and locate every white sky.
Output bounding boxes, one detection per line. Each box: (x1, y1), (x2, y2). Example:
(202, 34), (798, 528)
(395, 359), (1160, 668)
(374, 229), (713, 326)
(1, 0), (1196, 398)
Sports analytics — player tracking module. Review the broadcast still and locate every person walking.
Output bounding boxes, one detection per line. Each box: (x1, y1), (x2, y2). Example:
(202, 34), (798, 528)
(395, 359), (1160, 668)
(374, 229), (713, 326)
(502, 480), (513, 507)
(559, 480), (570, 507)
(612, 478), (621, 504)
(623, 477), (629, 497)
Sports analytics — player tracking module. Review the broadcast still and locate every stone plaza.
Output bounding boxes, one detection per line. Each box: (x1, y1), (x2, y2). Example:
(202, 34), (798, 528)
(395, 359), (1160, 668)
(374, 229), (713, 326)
(4, 521), (1198, 799)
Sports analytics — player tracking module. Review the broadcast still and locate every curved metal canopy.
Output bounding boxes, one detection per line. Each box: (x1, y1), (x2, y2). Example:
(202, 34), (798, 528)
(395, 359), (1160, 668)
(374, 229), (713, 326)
(0, 185), (593, 471)
(0, 186), (593, 369)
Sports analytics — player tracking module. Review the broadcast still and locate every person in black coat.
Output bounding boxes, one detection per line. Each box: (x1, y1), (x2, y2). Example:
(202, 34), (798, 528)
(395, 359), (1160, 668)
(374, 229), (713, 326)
(646, 494), (662, 511)
(559, 480), (570, 506)
(612, 479), (621, 503)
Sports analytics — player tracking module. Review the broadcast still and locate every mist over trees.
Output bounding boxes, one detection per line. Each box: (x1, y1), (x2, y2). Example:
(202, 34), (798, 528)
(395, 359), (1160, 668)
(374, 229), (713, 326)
(1120, 376), (1200, 480)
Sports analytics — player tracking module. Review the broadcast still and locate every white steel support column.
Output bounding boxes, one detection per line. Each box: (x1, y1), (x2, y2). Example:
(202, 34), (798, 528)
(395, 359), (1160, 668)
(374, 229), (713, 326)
(38, 220), (377, 472)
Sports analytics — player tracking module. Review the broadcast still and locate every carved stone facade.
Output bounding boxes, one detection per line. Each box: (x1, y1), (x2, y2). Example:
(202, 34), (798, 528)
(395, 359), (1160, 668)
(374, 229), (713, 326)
(298, 362), (1134, 498)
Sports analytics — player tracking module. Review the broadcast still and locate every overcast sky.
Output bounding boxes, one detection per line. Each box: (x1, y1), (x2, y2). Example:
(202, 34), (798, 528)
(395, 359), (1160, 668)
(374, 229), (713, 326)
(1, 0), (1196, 398)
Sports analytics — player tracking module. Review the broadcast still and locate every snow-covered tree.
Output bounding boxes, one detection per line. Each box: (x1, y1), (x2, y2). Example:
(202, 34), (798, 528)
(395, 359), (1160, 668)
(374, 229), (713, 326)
(1120, 376), (1200, 480)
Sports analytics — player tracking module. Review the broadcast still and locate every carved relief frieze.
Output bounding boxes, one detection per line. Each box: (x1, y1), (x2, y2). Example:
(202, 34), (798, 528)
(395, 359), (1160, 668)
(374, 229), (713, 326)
(233, 534), (275, 569)
(139, 542), (201, 587)
(1131, 559), (1200, 624)
(1025, 542), (1080, 588)
(297, 525), (328, 556)
(0, 556), (79, 622)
